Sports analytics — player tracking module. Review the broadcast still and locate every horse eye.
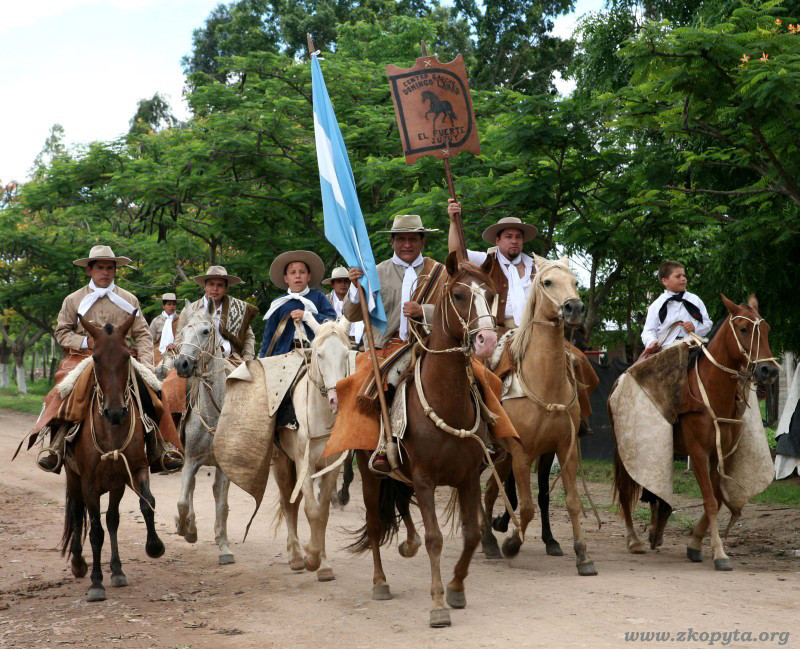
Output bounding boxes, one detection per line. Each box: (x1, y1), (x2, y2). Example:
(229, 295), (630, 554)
(202, 328), (210, 335)
(739, 326), (748, 334)
(454, 293), (464, 302)
(543, 279), (553, 287)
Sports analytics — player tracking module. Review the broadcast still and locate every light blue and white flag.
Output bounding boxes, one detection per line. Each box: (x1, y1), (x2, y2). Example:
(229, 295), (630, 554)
(311, 54), (386, 333)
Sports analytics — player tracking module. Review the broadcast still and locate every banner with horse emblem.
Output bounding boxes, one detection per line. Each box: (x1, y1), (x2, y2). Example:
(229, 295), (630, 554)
(386, 53), (480, 164)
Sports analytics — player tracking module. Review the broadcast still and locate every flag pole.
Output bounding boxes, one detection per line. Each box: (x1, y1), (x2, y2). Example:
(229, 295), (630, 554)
(308, 34), (398, 471)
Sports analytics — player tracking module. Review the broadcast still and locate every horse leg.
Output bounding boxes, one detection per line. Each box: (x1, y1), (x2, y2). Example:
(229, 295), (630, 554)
(687, 444), (731, 570)
(414, 476), (450, 628)
(86, 496), (106, 602)
(538, 451), (563, 556)
(614, 448), (646, 554)
(136, 467), (165, 559)
(492, 471), (515, 533)
(64, 468), (87, 579)
(311, 469), (339, 581)
(446, 474), (481, 611)
(336, 451), (354, 507)
(649, 497), (673, 551)
(481, 453), (508, 560)
(106, 486), (127, 588)
(559, 436), (597, 576)
(502, 443), (534, 558)
(355, 451), (391, 600)
(212, 467), (234, 565)
(272, 448), (304, 571)
(397, 487), (422, 559)
(301, 471), (324, 573)
(175, 451), (202, 544)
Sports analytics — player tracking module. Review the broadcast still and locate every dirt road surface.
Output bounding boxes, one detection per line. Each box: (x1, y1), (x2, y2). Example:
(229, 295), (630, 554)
(1, 408), (798, 648)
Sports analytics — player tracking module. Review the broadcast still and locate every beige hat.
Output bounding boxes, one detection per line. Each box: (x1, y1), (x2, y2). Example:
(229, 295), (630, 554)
(377, 214), (439, 234)
(73, 245), (132, 268)
(270, 250), (325, 290)
(192, 265), (242, 287)
(322, 266), (350, 286)
(482, 217), (538, 244)
(161, 293), (177, 302)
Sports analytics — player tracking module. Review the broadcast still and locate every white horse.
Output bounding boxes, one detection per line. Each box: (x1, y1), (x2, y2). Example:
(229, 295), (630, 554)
(272, 318), (352, 582)
(173, 304), (234, 565)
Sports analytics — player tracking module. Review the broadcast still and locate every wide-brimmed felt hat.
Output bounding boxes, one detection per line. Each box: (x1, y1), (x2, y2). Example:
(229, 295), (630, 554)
(192, 265), (242, 287)
(161, 293), (177, 302)
(270, 250), (325, 290)
(377, 214), (439, 234)
(482, 217), (538, 243)
(73, 245), (132, 268)
(322, 266), (350, 286)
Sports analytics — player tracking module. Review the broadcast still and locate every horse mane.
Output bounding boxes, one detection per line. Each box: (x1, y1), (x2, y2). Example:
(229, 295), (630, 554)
(103, 323), (114, 335)
(449, 260), (493, 289)
(509, 258), (574, 364)
(311, 319), (350, 348)
(687, 302), (753, 370)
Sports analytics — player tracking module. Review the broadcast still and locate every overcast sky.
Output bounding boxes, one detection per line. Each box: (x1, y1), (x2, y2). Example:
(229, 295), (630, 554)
(1, 0), (605, 185)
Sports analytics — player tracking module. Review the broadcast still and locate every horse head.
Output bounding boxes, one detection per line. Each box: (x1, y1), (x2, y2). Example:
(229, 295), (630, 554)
(721, 294), (778, 384)
(309, 318), (352, 413)
(443, 251), (498, 359)
(175, 305), (216, 378)
(79, 312), (134, 425)
(529, 255), (584, 325)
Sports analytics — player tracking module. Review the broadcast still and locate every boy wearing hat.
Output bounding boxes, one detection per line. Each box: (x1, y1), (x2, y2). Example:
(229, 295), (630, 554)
(180, 266), (258, 364)
(150, 292), (179, 366)
(323, 267), (364, 345)
(259, 251), (337, 357)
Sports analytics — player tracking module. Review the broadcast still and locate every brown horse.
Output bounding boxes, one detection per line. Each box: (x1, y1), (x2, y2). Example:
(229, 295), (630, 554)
(351, 253), (498, 628)
(61, 312), (165, 602)
(614, 295), (778, 570)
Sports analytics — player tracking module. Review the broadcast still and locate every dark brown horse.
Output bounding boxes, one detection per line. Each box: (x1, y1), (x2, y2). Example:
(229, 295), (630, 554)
(351, 253), (498, 627)
(614, 295), (778, 570)
(61, 312), (164, 602)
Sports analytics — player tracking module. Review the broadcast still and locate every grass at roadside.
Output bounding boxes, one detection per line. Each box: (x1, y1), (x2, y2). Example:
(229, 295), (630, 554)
(0, 380), (50, 416)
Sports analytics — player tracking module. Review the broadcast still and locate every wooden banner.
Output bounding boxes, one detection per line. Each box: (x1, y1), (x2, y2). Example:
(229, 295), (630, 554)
(386, 54), (480, 164)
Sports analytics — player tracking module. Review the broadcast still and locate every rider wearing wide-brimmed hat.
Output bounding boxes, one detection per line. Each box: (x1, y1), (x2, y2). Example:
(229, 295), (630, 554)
(323, 266), (364, 345)
(150, 292), (179, 366)
(177, 265), (258, 365)
(35, 245), (181, 473)
(259, 250), (337, 357)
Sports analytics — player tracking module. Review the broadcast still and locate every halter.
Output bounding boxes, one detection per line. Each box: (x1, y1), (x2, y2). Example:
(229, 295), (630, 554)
(297, 323), (341, 398)
(727, 313), (778, 371)
(179, 315), (227, 432)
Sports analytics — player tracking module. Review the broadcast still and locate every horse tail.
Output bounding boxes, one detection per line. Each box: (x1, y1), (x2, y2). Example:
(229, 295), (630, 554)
(61, 488), (87, 558)
(442, 488), (460, 538)
(346, 479), (414, 554)
(612, 444), (641, 517)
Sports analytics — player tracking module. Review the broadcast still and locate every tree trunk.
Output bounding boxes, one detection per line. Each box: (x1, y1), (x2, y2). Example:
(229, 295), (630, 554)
(14, 352), (27, 394)
(0, 339), (10, 389)
(30, 348), (36, 383)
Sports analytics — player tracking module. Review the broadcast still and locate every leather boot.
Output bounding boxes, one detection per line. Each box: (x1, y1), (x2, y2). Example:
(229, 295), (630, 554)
(36, 425), (67, 473)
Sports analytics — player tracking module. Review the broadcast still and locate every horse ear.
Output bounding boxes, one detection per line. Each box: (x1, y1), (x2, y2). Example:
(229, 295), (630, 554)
(206, 299), (215, 315)
(184, 299), (191, 310)
(480, 255), (493, 276)
(338, 316), (351, 335)
(445, 250), (459, 277)
(78, 314), (101, 341)
(720, 294), (738, 314)
(305, 315), (322, 336)
(747, 293), (759, 313)
(117, 310), (137, 338)
(558, 255), (570, 268)
(533, 254), (547, 269)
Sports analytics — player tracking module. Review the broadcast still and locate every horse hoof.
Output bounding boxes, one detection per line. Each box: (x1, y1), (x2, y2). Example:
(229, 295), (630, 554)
(577, 562), (598, 577)
(317, 568), (335, 582)
(446, 587), (466, 609)
(398, 540), (420, 558)
(111, 574), (128, 588)
(429, 609), (451, 628)
(184, 532), (198, 544)
(372, 584), (392, 601)
(687, 547), (703, 563)
(545, 541), (564, 557)
(629, 542), (647, 555)
(714, 558), (733, 572)
(481, 529), (502, 560)
(86, 587), (106, 602)
(337, 490), (350, 507)
(501, 534), (522, 558)
(218, 554), (235, 566)
(289, 558), (305, 572)
(491, 515), (509, 533)
(71, 558), (88, 579)
(146, 539), (165, 559)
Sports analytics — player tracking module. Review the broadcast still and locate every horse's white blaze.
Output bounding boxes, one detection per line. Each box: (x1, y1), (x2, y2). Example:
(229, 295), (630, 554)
(470, 280), (498, 359)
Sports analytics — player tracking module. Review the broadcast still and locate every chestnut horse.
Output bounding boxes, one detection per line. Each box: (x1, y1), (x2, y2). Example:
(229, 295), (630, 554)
(351, 253), (498, 628)
(614, 295), (778, 570)
(480, 257), (597, 576)
(61, 313), (165, 602)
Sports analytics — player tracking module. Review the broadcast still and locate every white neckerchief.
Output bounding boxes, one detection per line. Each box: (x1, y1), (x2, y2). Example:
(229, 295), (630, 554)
(331, 292), (365, 343)
(264, 286), (319, 321)
(158, 311), (176, 353)
(393, 253), (423, 341)
(202, 296), (231, 357)
(496, 251), (533, 326)
(77, 280), (138, 318)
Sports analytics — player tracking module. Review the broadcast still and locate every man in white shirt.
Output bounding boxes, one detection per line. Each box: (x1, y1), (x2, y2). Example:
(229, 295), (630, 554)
(641, 261), (713, 354)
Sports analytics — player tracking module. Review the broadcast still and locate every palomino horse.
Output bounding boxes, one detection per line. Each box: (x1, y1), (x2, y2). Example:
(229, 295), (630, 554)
(614, 295), (778, 570)
(173, 304), (234, 564)
(481, 257), (597, 576)
(62, 313), (165, 602)
(272, 319), (352, 581)
(351, 253), (498, 628)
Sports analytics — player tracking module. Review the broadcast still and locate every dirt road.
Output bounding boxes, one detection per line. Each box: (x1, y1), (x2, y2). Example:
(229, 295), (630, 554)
(1, 408), (798, 649)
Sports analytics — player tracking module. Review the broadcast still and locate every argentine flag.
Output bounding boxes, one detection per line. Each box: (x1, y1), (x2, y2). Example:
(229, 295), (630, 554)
(311, 54), (387, 333)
